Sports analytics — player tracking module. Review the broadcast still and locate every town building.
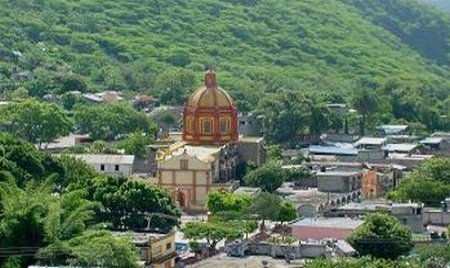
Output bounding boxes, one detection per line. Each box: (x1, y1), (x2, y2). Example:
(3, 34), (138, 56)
(238, 112), (263, 137)
(156, 70), (265, 211)
(66, 154), (135, 176)
(420, 136), (450, 150)
(354, 137), (387, 150)
(114, 231), (177, 268)
(316, 171), (361, 193)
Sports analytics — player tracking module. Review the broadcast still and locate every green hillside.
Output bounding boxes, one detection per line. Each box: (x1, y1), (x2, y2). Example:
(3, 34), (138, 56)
(344, 0), (450, 65)
(417, 0), (450, 12)
(0, 0), (449, 120)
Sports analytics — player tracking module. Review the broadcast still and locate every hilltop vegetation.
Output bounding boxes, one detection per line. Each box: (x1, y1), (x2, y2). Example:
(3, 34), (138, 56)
(417, 0), (450, 12)
(0, 0), (449, 132)
(344, 0), (450, 64)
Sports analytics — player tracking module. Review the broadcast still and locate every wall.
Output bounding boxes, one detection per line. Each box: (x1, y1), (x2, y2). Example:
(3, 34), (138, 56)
(361, 171), (378, 199)
(93, 163), (133, 177)
(423, 210), (450, 226)
(317, 175), (357, 193)
(247, 242), (327, 259)
(238, 140), (266, 167)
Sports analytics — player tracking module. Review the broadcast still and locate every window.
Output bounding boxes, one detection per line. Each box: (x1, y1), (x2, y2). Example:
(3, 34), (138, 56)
(220, 119), (230, 134)
(166, 243), (172, 250)
(115, 165), (120, 171)
(100, 164), (105, 171)
(202, 119), (212, 134)
(180, 160), (188, 170)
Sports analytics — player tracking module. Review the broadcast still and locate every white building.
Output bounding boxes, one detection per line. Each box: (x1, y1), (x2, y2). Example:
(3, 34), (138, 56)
(66, 154), (135, 176)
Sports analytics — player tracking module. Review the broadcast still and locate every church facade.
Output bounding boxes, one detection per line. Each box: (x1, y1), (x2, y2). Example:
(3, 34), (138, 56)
(157, 70), (265, 211)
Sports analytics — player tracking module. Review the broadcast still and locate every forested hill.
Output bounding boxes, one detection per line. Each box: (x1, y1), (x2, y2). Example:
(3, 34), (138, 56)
(0, 0), (449, 112)
(344, 0), (450, 65)
(417, 0), (450, 12)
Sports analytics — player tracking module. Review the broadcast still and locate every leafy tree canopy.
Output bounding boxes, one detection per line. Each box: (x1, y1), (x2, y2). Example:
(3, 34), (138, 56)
(348, 213), (413, 259)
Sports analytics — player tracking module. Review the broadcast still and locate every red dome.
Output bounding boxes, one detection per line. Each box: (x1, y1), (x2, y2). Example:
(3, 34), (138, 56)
(182, 70), (238, 145)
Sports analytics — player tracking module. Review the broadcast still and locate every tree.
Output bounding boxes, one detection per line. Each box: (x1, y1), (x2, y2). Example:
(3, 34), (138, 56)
(0, 133), (65, 187)
(304, 256), (423, 268)
(87, 176), (181, 232)
(61, 92), (84, 110)
(0, 99), (72, 147)
(118, 132), (154, 157)
(244, 163), (285, 193)
(309, 104), (330, 135)
(249, 192), (282, 229)
(351, 88), (379, 136)
(73, 103), (156, 140)
(267, 145), (283, 162)
(411, 158), (450, 184)
(276, 202), (298, 224)
(38, 230), (139, 268)
(348, 213), (413, 259)
(387, 178), (450, 207)
(206, 189), (252, 216)
(182, 221), (241, 252)
(387, 158), (450, 206)
(258, 92), (309, 144)
(182, 220), (256, 252)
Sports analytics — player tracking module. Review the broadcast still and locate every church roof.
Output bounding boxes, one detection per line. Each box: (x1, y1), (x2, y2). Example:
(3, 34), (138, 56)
(186, 70), (235, 109)
(157, 141), (222, 163)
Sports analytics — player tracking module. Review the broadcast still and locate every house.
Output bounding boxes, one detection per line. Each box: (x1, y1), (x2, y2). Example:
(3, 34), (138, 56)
(291, 217), (364, 240)
(113, 231), (177, 268)
(316, 171), (361, 193)
(41, 134), (90, 153)
(420, 137), (450, 150)
(354, 137), (387, 150)
(65, 154), (135, 176)
(391, 203), (424, 233)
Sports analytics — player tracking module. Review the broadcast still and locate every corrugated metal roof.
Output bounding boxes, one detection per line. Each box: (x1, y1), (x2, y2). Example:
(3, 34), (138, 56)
(354, 137), (387, 146)
(382, 143), (418, 152)
(308, 145), (358, 156)
(420, 137), (444, 144)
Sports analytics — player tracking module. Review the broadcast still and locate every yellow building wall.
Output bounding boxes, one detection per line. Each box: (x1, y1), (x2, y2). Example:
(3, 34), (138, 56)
(150, 232), (176, 268)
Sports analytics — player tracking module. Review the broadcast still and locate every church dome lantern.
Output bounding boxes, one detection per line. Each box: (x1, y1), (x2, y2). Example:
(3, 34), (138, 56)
(182, 70), (238, 145)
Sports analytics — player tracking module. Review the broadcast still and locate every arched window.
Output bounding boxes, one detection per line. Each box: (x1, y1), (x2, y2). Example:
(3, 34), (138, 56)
(220, 118), (230, 134)
(202, 119), (212, 134)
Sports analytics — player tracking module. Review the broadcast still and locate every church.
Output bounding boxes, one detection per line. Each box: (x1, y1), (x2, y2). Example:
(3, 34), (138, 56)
(156, 70), (265, 211)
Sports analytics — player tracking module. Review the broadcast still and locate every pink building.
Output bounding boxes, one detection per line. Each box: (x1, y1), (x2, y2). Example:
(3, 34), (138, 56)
(291, 217), (364, 240)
